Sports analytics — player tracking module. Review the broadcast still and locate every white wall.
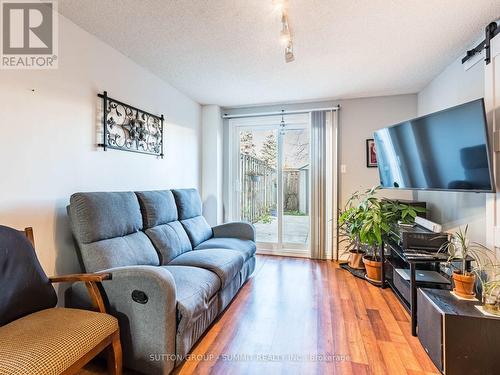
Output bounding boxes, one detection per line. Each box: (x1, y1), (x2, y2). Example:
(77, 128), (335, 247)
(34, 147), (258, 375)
(201, 105), (224, 225)
(418, 57), (484, 116)
(416, 55), (486, 243)
(222, 94), (418, 213)
(0, 15), (201, 281)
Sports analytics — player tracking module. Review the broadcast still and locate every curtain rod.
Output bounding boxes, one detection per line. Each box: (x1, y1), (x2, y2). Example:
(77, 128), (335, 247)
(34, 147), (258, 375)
(222, 106), (340, 119)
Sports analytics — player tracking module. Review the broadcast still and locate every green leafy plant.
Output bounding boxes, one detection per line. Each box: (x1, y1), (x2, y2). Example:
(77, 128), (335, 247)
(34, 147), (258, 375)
(339, 186), (426, 260)
(257, 207), (274, 224)
(394, 202), (427, 225)
(338, 191), (366, 255)
(284, 210), (307, 216)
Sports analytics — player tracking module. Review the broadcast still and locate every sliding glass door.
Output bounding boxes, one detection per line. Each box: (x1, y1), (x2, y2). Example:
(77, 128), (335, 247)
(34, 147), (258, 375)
(230, 114), (311, 256)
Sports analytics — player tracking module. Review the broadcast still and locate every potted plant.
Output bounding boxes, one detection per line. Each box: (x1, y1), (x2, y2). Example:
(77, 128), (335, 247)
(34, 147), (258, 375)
(481, 278), (500, 315)
(438, 225), (499, 300)
(247, 171), (262, 183)
(438, 226), (476, 298)
(358, 189), (395, 283)
(339, 191), (365, 269)
(468, 244), (500, 313)
(340, 187), (425, 281)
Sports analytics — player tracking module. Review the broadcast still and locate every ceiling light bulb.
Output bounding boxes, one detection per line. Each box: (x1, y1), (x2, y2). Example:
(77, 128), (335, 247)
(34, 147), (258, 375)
(285, 41), (295, 63)
(280, 12), (291, 45)
(273, 0), (288, 12)
(280, 29), (291, 45)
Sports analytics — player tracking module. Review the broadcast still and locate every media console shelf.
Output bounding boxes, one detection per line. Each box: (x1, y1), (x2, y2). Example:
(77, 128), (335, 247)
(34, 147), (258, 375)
(418, 288), (500, 374)
(381, 239), (472, 336)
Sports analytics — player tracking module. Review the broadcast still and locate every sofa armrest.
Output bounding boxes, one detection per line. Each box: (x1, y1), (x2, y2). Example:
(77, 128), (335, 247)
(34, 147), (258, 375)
(84, 266), (177, 375)
(212, 221), (256, 242)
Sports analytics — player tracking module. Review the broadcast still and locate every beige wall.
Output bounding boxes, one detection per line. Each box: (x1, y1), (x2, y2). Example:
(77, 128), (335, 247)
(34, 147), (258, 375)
(337, 95), (417, 205)
(222, 95), (417, 260)
(0, 15), (201, 281)
(222, 94), (418, 212)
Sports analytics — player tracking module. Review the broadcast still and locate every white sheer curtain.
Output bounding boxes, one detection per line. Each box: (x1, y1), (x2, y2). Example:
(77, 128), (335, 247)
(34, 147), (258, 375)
(310, 110), (338, 260)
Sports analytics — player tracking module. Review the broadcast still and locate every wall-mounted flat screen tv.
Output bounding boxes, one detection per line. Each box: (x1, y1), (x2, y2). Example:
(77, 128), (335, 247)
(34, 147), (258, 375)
(374, 99), (494, 192)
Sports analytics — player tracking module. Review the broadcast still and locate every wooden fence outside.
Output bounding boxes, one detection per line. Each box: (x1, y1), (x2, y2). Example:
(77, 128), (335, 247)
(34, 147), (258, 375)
(240, 154), (277, 223)
(240, 154), (309, 223)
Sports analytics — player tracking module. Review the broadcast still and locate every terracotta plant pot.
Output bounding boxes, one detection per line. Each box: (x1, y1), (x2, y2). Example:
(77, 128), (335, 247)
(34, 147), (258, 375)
(348, 250), (365, 270)
(453, 271), (476, 299)
(363, 255), (382, 283)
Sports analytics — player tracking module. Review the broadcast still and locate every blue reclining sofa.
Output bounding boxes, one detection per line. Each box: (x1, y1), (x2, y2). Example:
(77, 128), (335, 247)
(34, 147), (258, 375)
(67, 188), (256, 374)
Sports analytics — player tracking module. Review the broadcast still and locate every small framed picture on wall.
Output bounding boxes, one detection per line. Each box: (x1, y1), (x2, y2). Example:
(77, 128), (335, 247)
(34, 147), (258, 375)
(366, 139), (377, 168)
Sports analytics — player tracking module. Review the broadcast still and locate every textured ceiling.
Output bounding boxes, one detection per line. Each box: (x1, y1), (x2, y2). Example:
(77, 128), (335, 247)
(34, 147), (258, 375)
(59, 0), (500, 106)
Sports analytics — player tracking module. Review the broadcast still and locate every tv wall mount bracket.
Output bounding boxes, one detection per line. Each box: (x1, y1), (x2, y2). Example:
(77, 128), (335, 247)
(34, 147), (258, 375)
(462, 22), (499, 65)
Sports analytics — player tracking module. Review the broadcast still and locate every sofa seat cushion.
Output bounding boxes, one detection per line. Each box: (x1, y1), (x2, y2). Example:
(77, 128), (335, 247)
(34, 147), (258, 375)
(162, 265), (220, 321)
(195, 238), (256, 261)
(161, 265), (220, 361)
(0, 307), (118, 375)
(168, 249), (244, 288)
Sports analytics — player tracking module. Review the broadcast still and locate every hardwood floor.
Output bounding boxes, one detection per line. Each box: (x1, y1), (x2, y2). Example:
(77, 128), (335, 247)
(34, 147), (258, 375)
(82, 255), (439, 375)
(176, 255), (438, 375)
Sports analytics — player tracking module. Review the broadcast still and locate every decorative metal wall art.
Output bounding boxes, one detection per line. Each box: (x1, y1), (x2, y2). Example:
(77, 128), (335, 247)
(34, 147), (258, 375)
(98, 91), (164, 157)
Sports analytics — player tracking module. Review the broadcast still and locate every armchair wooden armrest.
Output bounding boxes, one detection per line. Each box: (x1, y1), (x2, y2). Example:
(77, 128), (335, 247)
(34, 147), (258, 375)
(49, 273), (111, 283)
(49, 272), (111, 314)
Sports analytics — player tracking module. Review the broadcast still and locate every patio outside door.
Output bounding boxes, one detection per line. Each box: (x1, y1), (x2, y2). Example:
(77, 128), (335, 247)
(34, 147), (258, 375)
(230, 114), (311, 256)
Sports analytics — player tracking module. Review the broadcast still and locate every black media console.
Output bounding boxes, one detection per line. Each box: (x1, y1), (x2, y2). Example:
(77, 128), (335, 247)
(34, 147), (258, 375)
(380, 238), (471, 336)
(418, 288), (500, 373)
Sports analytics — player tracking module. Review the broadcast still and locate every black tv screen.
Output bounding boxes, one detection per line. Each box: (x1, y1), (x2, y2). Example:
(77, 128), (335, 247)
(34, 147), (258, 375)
(374, 99), (494, 192)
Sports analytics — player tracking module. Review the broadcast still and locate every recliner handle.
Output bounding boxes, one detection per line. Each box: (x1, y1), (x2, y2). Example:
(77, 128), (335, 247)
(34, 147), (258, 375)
(131, 290), (148, 304)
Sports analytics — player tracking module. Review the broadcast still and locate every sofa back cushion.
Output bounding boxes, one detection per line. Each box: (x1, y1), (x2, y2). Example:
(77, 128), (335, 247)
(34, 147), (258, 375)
(172, 188), (203, 220)
(146, 222), (192, 264)
(172, 189), (213, 247)
(136, 190), (193, 263)
(136, 190), (178, 228)
(69, 192), (159, 272)
(0, 226), (57, 327)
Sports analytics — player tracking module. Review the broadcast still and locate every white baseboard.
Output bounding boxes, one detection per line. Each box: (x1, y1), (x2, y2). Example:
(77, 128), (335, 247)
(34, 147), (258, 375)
(256, 248), (334, 259)
(256, 248), (310, 258)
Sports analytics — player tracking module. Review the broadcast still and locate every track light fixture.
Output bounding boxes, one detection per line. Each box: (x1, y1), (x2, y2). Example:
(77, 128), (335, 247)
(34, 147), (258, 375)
(280, 110), (286, 134)
(285, 41), (295, 63)
(280, 13), (291, 45)
(275, 1), (294, 63)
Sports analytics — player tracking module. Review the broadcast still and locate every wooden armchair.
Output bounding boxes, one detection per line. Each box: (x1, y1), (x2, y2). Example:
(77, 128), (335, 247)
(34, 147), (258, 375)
(0, 226), (122, 375)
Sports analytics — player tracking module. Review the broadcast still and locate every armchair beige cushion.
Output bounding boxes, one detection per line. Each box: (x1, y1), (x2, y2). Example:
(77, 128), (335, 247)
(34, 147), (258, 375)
(0, 308), (118, 375)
